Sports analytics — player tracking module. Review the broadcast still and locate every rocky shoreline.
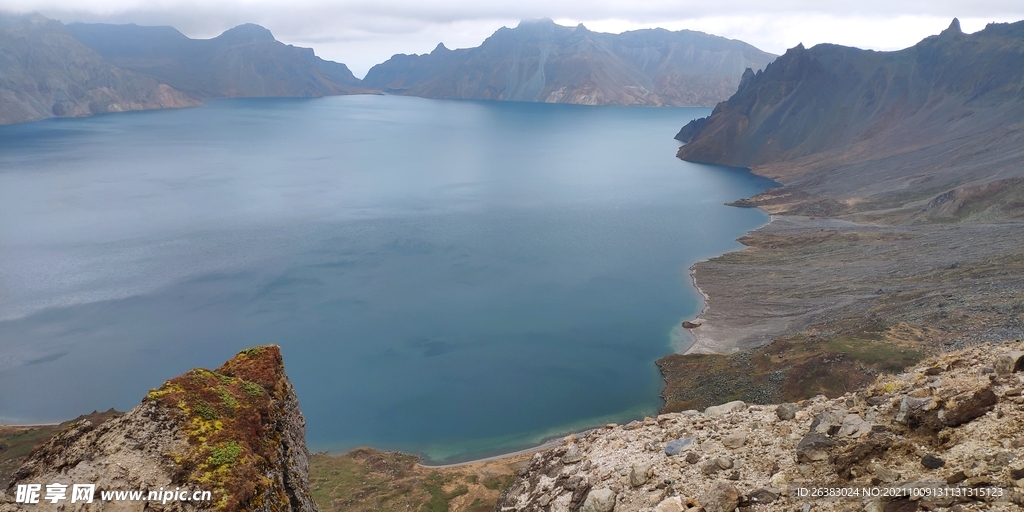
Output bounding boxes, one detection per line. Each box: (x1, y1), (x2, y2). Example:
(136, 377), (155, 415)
(499, 340), (1024, 511)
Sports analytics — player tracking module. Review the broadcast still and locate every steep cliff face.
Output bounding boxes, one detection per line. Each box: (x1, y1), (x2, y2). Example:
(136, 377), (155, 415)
(499, 340), (1024, 511)
(66, 22), (370, 98)
(0, 346), (317, 512)
(364, 19), (776, 106)
(675, 19), (1024, 212)
(0, 13), (199, 125)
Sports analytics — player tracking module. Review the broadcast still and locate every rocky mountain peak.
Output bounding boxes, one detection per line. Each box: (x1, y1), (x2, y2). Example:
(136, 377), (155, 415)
(1, 346), (317, 512)
(214, 23), (276, 45)
(944, 17), (963, 36)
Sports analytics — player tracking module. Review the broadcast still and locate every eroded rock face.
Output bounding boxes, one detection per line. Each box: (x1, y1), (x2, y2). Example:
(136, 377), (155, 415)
(0, 346), (317, 512)
(497, 340), (1024, 511)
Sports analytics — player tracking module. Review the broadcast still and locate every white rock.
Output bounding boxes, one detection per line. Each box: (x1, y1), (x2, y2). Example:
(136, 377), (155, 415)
(654, 496), (685, 512)
(581, 488), (617, 512)
(630, 462), (651, 487)
(837, 414), (871, 437)
(705, 401), (746, 417)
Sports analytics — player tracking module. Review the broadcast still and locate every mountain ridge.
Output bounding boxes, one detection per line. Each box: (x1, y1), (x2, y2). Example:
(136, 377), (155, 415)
(364, 19), (777, 106)
(675, 18), (1024, 209)
(655, 19), (1024, 423)
(65, 21), (370, 98)
(0, 13), (199, 125)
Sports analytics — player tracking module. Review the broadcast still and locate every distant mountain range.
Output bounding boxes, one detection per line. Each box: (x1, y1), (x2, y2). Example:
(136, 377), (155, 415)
(1, 14), (776, 125)
(0, 14), (199, 125)
(364, 19), (777, 106)
(65, 22), (370, 98)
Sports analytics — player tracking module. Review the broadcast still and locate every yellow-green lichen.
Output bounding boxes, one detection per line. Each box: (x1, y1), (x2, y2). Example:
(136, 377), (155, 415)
(209, 442), (243, 467)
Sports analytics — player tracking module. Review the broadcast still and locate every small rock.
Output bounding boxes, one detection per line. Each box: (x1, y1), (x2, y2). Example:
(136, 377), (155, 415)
(922, 454), (946, 469)
(810, 410), (847, 436)
(722, 432), (747, 449)
(776, 403), (799, 420)
(994, 351), (1024, 376)
(581, 488), (617, 512)
(837, 414), (871, 437)
(715, 457), (734, 470)
(796, 432), (835, 463)
(726, 470), (740, 480)
(866, 396), (888, 406)
(698, 481), (740, 512)
(684, 452), (700, 464)
(994, 451), (1016, 466)
(654, 496), (684, 512)
(895, 396), (935, 425)
(873, 465), (900, 484)
(945, 471), (967, 484)
(747, 488), (779, 504)
(1009, 466), (1024, 480)
(664, 437), (696, 455)
(630, 462), (651, 487)
(705, 401), (746, 417)
(563, 445), (584, 464)
(940, 387), (997, 426)
(701, 459), (721, 476)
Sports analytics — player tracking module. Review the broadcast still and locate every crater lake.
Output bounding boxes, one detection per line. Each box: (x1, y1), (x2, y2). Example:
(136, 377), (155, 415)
(0, 96), (775, 463)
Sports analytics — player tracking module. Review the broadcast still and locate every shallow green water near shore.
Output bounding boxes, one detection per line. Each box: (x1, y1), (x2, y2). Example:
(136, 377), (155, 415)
(0, 96), (774, 462)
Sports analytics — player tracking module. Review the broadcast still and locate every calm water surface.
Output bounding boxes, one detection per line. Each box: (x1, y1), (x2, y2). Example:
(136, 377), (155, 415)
(0, 96), (774, 462)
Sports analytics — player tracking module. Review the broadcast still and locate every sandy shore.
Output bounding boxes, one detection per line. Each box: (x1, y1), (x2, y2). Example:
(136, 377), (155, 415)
(417, 437), (565, 469)
(680, 215), (777, 355)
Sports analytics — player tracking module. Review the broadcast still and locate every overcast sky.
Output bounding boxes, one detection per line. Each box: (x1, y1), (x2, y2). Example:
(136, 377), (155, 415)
(3, 0), (1023, 78)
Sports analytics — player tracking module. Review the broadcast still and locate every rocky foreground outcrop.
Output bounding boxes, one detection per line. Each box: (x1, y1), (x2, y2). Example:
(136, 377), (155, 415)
(0, 346), (317, 512)
(499, 340), (1024, 511)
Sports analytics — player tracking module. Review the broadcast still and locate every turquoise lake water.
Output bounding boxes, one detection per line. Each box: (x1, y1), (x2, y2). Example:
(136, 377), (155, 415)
(0, 96), (775, 462)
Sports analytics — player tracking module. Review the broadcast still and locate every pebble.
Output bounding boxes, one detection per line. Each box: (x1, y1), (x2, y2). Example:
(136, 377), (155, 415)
(921, 454), (946, 469)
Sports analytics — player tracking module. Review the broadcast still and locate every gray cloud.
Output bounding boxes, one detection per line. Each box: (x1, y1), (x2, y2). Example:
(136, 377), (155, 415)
(3, 0), (1023, 77)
